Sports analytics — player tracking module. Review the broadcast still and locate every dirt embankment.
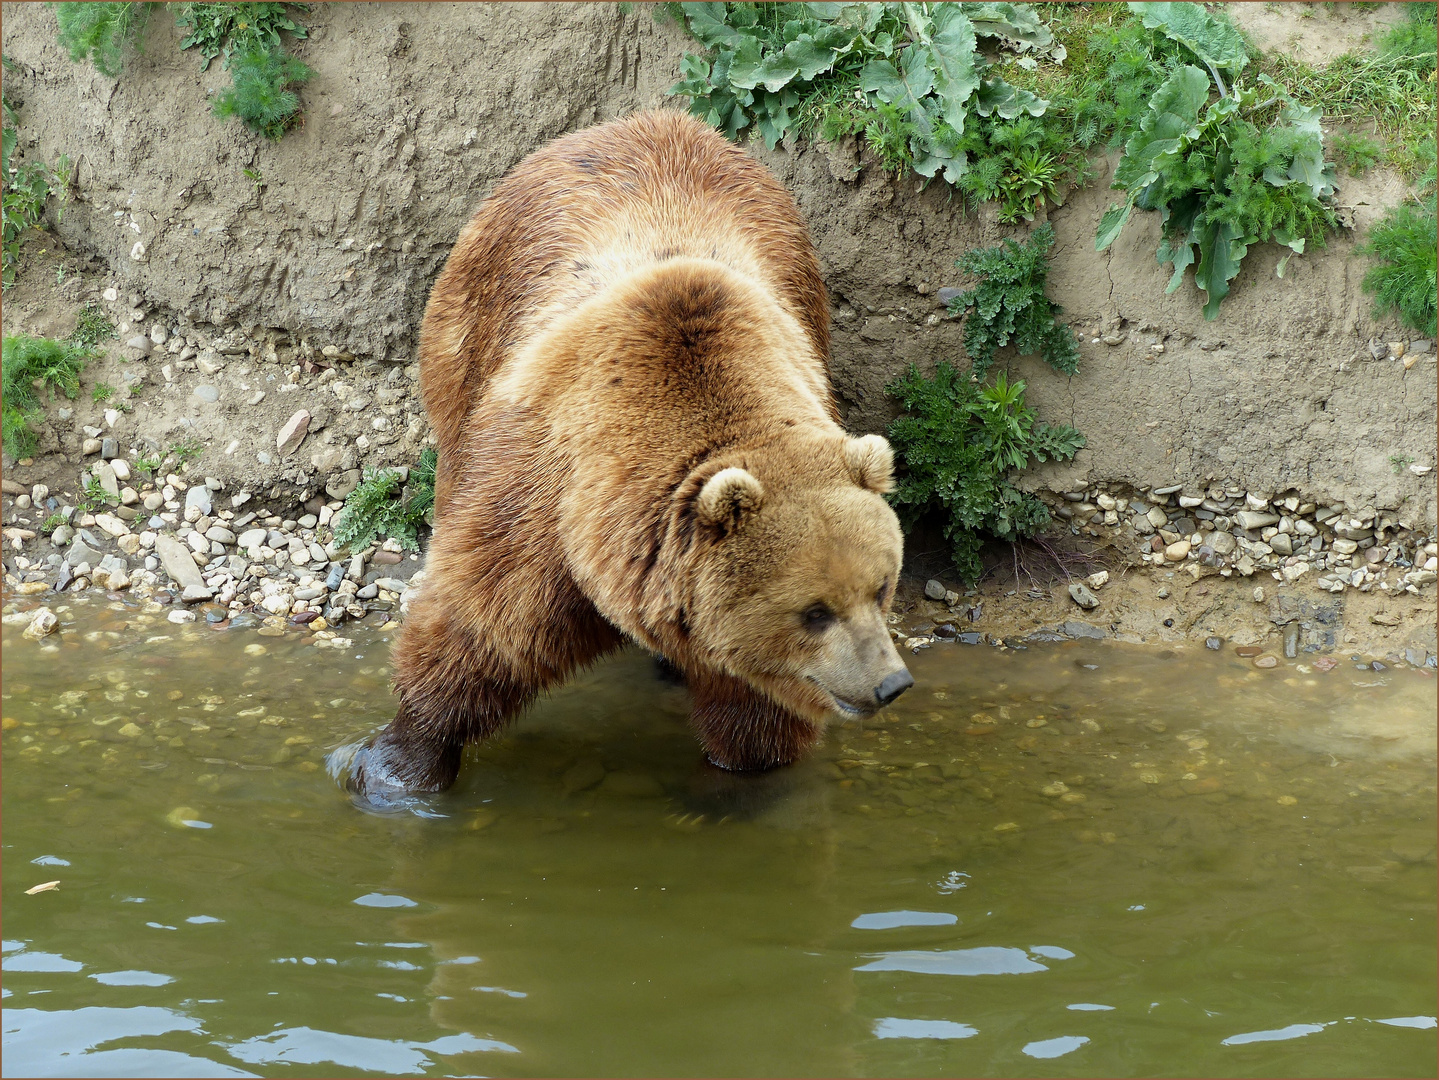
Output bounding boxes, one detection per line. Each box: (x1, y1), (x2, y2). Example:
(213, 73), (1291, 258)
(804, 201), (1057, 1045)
(1, 2), (1434, 662)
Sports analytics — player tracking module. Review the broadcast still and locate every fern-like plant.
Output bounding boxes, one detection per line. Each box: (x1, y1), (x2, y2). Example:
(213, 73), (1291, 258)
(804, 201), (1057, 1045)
(887, 362), (1085, 583)
(333, 449), (438, 553)
(947, 222), (1079, 378)
(1359, 140), (1437, 337)
(53, 2), (153, 78)
(210, 45), (311, 139)
(2, 334), (92, 458)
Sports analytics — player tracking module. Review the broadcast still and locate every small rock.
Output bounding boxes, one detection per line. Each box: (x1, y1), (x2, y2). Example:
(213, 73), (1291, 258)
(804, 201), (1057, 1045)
(1067, 582), (1100, 609)
(1085, 570), (1109, 590)
(125, 335), (152, 355)
(193, 385), (220, 403)
(1235, 511), (1280, 531)
(22, 607), (58, 640)
(1253, 655), (1278, 669)
(924, 579), (946, 601)
(277, 410), (311, 456)
(1208, 532), (1237, 556)
(205, 526), (236, 545)
(1283, 622), (1300, 659)
(81, 438), (102, 456)
(1205, 636), (1222, 650)
(1164, 540), (1191, 562)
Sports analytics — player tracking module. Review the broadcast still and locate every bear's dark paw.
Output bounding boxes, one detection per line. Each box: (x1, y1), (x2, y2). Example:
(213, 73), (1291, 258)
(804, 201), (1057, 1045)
(679, 756), (803, 822)
(327, 731), (460, 815)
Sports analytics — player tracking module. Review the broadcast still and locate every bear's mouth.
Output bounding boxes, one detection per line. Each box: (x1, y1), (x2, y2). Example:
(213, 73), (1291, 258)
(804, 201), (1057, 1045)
(805, 678), (873, 717)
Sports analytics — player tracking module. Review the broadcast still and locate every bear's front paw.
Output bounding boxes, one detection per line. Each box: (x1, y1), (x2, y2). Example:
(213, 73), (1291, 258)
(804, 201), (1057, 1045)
(328, 730), (460, 813)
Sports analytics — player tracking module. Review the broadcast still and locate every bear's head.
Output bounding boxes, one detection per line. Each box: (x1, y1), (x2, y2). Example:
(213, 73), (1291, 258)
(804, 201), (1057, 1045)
(681, 432), (913, 723)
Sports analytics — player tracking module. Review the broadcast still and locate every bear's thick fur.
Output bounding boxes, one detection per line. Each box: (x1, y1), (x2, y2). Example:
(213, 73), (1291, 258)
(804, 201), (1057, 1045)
(350, 111), (912, 801)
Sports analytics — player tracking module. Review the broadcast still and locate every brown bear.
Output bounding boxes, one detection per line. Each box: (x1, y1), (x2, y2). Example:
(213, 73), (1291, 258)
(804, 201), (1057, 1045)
(347, 110), (912, 803)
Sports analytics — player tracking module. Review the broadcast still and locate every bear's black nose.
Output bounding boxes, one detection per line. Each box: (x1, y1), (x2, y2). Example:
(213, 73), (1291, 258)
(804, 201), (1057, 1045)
(875, 669), (914, 706)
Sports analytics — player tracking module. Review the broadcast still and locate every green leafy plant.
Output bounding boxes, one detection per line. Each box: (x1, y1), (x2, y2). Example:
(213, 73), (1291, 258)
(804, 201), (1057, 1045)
(174, 2), (308, 71)
(1096, 5), (1337, 319)
(78, 475), (113, 512)
(2, 111), (71, 288)
(2, 334), (91, 458)
(70, 305), (116, 349)
(1332, 131), (1381, 174)
(1390, 452), (1416, 474)
(210, 44), (312, 139)
(334, 448), (438, 553)
(946, 222), (1079, 378)
(169, 438), (205, 466)
(53, 2), (154, 78)
(887, 362), (1085, 583)
(40, 512), (66, 532)
(669, 2), (1057, 192)
(133, 450), (163, 474)
(92, 382), (116, 403)
(1256, 2), (1434, 176)
(1359, 139), (1437, 337)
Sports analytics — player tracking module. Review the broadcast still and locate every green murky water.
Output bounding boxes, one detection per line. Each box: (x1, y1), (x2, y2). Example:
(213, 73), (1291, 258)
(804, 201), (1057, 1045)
(3, 597), (1436, 1078)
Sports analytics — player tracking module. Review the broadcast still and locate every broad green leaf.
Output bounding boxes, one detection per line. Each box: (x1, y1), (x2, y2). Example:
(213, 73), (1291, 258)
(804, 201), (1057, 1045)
(1157, 234), (1196, 292)
(681, 3), (747, 49)
(962, 2), (1057, 54)
(901, 2), (933, 46)
(1095, 202), (1133, 251)
(1192, 218), (1248, 319)
(748, 51), (802, 92)
(973, 77), (1048, 119)
(784, 34), (842, 81)
(1111, 66), (1209, 189)
(1272, 229), (1305, 254)
(1128, 2), (1249, 76)
(926, 4), (981, 129)
(725, 38), (768, 90)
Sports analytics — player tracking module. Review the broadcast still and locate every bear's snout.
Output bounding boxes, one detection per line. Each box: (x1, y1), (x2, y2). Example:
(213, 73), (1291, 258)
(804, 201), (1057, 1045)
(874, 668), (914, 706)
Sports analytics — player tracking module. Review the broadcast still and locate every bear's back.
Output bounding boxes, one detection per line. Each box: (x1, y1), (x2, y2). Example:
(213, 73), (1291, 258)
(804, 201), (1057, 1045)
(418, 111), (829, 458)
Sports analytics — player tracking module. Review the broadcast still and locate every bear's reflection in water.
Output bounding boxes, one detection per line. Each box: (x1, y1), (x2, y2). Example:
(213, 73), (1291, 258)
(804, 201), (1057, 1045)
(357, 651), (867, 1074)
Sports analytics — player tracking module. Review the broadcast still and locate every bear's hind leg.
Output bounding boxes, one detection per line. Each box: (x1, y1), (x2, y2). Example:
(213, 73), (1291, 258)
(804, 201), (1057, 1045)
(686, 667), (823, 772)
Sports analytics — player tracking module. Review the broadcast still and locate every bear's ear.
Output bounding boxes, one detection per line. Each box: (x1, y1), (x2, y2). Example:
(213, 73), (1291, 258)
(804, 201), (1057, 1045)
(695, 467), (765, 531)
(845, 434), (894, 494)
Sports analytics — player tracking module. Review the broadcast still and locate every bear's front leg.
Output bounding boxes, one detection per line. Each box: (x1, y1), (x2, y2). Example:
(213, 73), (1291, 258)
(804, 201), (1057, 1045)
(348, 701), (465, 800)
(344, 566), (622, 807)
(686, 666), (824, 772)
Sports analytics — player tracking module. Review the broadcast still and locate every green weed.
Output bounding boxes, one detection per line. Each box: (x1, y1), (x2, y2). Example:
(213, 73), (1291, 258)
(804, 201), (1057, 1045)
(1390, 452), (1416, 474)
(53, 2), (154, 78)
(1358, 140), (1437, 337)
(1097, 55), (1338, 319)
(668, 2), (1059, 213)
(2, 113), (71, 288)
(210, 44), (312, 139)
(78, 475), (113, 512)
(40, 512), (66, 532)
(1258, 2), (1435, 175)
(1332, 131), (1382, 174)
(946, 222), (1079, 378)
(169, 438), (205, 466)
(887, 364), (1085, 584)
(173, 2), (308, 71)
(334, 448), (437, 553)
(91, 382), (115, 403)
(1, 333), (91, 458)
(70, 305), (117, 349)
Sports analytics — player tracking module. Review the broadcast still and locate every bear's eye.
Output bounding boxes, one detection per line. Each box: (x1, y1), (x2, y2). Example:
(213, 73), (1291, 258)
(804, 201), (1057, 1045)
(802, 604), (835, 631)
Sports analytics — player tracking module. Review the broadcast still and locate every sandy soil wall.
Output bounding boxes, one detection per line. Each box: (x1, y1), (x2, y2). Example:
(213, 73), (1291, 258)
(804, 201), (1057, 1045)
(1, 0), (1433, 528)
